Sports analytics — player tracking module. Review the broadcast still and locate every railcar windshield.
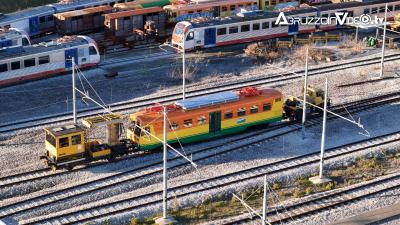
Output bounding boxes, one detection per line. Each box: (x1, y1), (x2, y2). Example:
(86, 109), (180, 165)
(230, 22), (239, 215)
(174, 23), (186, 36)
(46, 132), (56, 147)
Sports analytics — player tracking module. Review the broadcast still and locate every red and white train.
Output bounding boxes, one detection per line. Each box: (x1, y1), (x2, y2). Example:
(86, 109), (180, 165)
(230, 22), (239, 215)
(0, 35), (100, 87)
(172, 0), (399, 51)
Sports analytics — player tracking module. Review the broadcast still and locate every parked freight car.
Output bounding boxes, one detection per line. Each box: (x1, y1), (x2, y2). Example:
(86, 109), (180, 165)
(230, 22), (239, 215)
(54, 5), (113, 35)
(172, 0), (399, 51)
(114, 0), (174, 11)
(104, 7), (166, 37)
(0, 35), (100, 86)
(0, 28), (31, 50)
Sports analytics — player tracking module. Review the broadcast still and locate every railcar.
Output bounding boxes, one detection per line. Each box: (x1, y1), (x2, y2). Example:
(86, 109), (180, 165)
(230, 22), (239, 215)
(0, 35), (100, 87)
(114, 0), (175, 10)
(0, 0), (139, 37)
(0, 28), (31, 50)
(127, 87), (283, 150)
(172, 0), (399, 51)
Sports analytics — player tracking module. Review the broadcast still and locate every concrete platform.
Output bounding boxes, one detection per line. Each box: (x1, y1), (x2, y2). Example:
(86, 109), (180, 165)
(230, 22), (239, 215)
(309, 176), (332, 185)
(154, 216), (177, 225)
(329, 202), (400, 225)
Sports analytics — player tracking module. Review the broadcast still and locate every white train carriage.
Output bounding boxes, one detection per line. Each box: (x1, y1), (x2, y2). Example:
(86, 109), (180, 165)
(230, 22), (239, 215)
(172, 0), (400, 51)
(0, 0), (138, 37)
(0, 28), (31, 50)
(0, 35), (100, 87)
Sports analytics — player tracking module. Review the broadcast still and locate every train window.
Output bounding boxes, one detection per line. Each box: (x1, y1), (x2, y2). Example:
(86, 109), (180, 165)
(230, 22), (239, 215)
(198, 116), (206, 125)
(230, 5), (235, 11)
(71, 135), (81, 145)
(263, 103), (271, 111)
(59, 137), (69, 148)
(371, 7), (378, 14)
(241, 24), (250, 32)
(22, 38), (30, 46)
(39, 16), (46, 24)
(229, 26), (238, 34)
(222, 6), (227, 12)
(262, 22), (269, 29)
(78, 48), (85, 57)
(379, 6), (385, 13)
(24, 58), (36, 68)
(322, 14), (328, 18)
(89, 46), (98, 55)
(237, 108), (246, 117)
(217, 27), (227, 35)
(141, 127), (151, 136)
(39, 56), (50, 65)
(124, 16), (130, 21)
(363, 8), (370, 14)
(224, 112), (233, 119)
(0, 64), (7, 72)
(11, 61), (20, 70)
(272, 22), (279, 28)
(250, 105), (259, 114)
(275, 98), (281, 102)
(46, 133), (56, 147)
(253, 23), (260, 30)
(170, 122), (179, 131)
(396, 5), (400, 11)
(238, 4), (243, 8)
(47, 15), (54, 21)
(186, 32), (194, 41)
(388, 5), (394, 12)
(184, 119), (193, 128)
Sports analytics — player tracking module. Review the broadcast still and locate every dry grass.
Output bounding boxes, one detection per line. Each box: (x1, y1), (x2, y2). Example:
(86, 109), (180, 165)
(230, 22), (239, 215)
(338, 36), (366, 54)
(168, 57), (205, 81)
(292, 44), (335, 64)
(244, 41), (282, 63)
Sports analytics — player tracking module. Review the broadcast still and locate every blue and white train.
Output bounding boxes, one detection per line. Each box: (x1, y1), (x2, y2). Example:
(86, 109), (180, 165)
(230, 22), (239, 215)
(0, 28), (31, 50)
(172, 0), (399, 51)
(0, 0), (137, 37)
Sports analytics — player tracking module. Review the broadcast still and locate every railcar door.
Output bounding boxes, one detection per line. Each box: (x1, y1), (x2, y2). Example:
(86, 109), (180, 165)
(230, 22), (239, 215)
(29, 17), (39, 35)
(288, 22), (299, 35)
(204, 28), (216, 46)
(209, 111), (221, 134)
(65, 48), (79, 69)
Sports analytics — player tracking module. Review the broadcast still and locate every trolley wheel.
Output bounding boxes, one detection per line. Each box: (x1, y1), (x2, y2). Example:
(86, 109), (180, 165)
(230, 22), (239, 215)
(50, 165), (58, 171)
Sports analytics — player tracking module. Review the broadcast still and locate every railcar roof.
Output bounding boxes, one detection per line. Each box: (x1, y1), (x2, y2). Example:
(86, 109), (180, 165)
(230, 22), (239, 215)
(175, 91), (240, 110)
(0, 29), (22, 40)
(188, 0), (399, 28)
(0, 36), (89, 61)
(45, 124), (84, 137)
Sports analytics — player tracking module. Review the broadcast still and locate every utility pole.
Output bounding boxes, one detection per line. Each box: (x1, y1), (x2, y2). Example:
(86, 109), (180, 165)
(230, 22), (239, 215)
(301, 47), (309, 139)
(72, 57), (77, 124)
(379, 3), (388, 78)
(262, 175), (268, 225)
(162, 106), (168, 219)
(182, 38), (186, 100)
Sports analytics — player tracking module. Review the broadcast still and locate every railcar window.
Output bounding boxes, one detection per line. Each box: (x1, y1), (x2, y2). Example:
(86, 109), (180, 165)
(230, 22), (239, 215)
(186, 32), (194, 41)
(71, 135), (81, 145)
(198, 116), (206, 125)
(253, 23), (260, 30)
(141, 127), (151, 136)
(275, 98), (282, 102)
(229, 26), (238, 34)
(47, 15), (54, 21)
(363, 8), (370, 14)
(39, 56), (50, 65)
(0, 64), (7, 72)
(124, 16), (130, 21)
(11, 61), (20, 70)
(24, 58), (35, 68)
(46, 133), (56, 147)
(222, 6), (227, 12)
(184, 119), (193, 128)
(170, 122), (178, 131)
(250, 105), (259, 114)
(89, 46), (98, 55)
(22, 38), (30, 46)
(59, 137), (69, 148)
(388, 5), (394, 12)
(322, 14), (328, 18)
(272, 22), (279, 28)
(39, 16), (46, 24)
(396, 5), (400, 11)
(237, 108), (246, 116)
(224, 112), (233, 119)
(263, 103), (271, 111)
(78, 48), (85, 57)
(371, 7), (378, 14)
(241, 24), (250, 32)
(230, 5), (235, 11)
(217, 27), (227, 35)
(238, 4), (243, 8)
(262, 22), (269, 29)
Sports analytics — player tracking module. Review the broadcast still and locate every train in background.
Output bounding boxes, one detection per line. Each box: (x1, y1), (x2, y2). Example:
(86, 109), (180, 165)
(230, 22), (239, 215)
(0, 35), (100, 87)
(0, 28), (31, 50)
(172, 0), (399, 51)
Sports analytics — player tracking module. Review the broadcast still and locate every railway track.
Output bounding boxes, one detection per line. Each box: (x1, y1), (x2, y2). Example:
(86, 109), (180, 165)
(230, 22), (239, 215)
(219, 172), (400, 225)
(1, 93), (399, 223)
(0, 91), (397, 196)
(18, 130), (400, 224)
(1, 52), (400, 134)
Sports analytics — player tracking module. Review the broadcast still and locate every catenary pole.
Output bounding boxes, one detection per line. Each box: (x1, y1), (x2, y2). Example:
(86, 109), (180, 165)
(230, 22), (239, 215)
(319, 77), (328, 178)
(262, 175), (268, 225)
(72, 57), (77, 124)
(302, 47), (309, 139)
(162, 106), (168, 219)
(380, 3), (388, 78)
(182, 37), (186, 100)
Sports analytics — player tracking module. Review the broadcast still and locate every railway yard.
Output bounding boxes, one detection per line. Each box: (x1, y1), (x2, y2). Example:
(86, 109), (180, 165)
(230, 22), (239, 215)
(2, 0), (400, 225)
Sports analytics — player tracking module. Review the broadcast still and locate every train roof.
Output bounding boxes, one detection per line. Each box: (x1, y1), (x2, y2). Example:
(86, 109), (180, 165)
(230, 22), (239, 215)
(54, 5), (113, 19)
(45, 124), (84, 137)
(0, 29), (23, 40)
(105, 7), (164, 19)
(187, 0), (399, 28)
(175, 91), (240, 110)
(0, 36), (89, 61)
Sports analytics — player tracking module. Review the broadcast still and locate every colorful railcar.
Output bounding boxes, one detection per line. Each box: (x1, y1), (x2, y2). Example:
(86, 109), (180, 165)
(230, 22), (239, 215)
(127, 87), (283, 150)
(0, 35), (100, 87)
(114, 0), (174, 10)
(172, 0), (399, 51)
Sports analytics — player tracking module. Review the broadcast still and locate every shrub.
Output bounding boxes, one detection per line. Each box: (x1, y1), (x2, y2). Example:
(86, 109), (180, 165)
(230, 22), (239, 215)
(305, 187), (313, 195)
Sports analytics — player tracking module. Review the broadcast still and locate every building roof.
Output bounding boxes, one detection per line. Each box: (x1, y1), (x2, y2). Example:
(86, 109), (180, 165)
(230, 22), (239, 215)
(45, 124), (84, 137)
(0, 36), (89, 61)
(175, 91), (240, 110)
(105, 7), (164, 19)
(54, 5), (113, 19)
